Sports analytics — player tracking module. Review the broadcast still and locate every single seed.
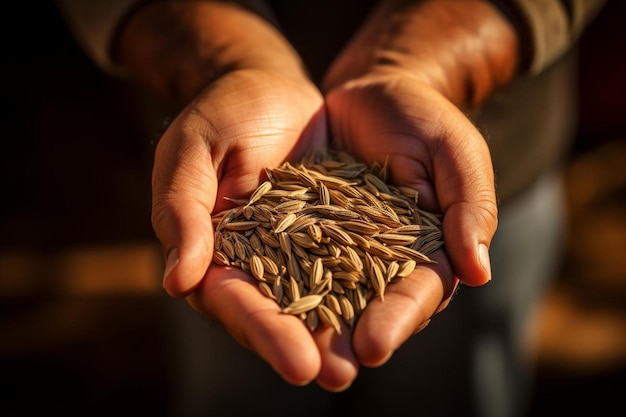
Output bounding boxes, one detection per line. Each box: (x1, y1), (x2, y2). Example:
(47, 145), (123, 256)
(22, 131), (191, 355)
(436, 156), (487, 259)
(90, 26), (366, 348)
(283, 294), (324, 315)
(258, 282), (276, 300)
(212, 250), (230, 266)
(249, 254), (265, 282)
(324, 293), (343, 316)
(306, 310), (319, 332)
(317, 304), (343, 334)
(386, 260), (400, 282)
(274, 213), (297, 233)
(339, 295), (356, 328)
(247, 180), (273, 205)
(371, 262), (386, 301)
(310, 257), (324, 288)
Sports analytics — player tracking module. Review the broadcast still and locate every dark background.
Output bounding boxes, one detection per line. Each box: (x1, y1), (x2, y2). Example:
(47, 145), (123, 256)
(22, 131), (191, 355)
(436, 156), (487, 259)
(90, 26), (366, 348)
(1, 1), (625, 416)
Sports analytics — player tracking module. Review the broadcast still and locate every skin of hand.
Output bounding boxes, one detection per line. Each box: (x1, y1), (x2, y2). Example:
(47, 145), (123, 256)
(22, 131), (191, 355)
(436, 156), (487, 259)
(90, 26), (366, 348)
(113, 0), (519, 392)
(321, 0), (519, 366)
(115, 1), (360, 391)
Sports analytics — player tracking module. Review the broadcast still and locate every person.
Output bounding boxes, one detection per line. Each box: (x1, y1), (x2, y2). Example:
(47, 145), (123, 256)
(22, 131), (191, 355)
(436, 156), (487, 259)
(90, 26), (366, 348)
(55, 1), (607, 416)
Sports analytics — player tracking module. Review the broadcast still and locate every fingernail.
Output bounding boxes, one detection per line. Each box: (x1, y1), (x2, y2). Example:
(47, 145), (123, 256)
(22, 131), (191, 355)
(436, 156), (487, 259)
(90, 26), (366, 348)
(163, 247), (179, 287)
(478, 244), (492, 281)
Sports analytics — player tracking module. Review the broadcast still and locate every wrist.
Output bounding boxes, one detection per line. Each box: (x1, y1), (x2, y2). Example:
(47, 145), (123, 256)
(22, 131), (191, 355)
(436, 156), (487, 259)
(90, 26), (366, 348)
(114, 1), (309, 106)
(323, 0), (519, 109)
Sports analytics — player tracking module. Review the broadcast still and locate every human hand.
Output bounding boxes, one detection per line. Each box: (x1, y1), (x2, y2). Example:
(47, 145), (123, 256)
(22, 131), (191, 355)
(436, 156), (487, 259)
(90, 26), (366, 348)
(152, 67), (368, 389)
(117, 0), (367, 391)
(323, 70), (497, 367)
(120, 0), (507, 392)
(312, 0), (516, 371)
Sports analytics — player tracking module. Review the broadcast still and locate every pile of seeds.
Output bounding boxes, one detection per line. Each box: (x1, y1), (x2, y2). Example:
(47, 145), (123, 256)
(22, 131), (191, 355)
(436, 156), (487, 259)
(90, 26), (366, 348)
(212, 148), (444, 334)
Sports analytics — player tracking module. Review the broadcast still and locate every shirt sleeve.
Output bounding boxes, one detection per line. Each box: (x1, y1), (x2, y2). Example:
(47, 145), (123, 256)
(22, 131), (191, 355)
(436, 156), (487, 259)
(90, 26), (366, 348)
(488, 0), (607, 74)
(54, 0), (144, 76)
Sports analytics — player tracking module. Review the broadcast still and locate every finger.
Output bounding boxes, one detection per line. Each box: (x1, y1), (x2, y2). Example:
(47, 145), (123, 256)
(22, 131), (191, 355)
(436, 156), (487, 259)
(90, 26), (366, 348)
(327, 81), (497, 287)
(152, 121), (219, 297)
(312, 323), (359, 392)
(187, 265), (322, 385)
(352, 250), (453, 367)
(435, 276), (460, 314)
(429, 107), (498, 286)
(379, 92), (497, 287)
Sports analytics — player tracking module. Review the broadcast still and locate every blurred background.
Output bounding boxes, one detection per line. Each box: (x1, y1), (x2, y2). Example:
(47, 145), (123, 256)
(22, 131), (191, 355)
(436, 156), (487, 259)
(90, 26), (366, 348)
(1, 1), (625, 416)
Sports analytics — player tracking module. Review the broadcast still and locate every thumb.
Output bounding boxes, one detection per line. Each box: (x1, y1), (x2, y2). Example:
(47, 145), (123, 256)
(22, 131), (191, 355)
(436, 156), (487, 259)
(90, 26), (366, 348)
(151, 127), (218, 298)
(433, 113), (498, 287)
(154, 199), (215, 298)
(442, 200), (496, 287)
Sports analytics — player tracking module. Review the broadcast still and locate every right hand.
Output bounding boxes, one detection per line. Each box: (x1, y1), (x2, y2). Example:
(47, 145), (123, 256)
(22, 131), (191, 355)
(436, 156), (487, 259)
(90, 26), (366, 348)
(152, 67), (364, 390)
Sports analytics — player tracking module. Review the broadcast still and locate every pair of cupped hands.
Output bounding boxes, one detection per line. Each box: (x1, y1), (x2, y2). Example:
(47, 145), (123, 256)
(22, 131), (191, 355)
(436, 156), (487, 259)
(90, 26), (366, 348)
(151, 63), (497, 391)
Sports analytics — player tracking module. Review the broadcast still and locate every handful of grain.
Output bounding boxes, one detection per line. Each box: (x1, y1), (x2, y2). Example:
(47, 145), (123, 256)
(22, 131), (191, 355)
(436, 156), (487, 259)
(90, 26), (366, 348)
(212, 148), (444, 334)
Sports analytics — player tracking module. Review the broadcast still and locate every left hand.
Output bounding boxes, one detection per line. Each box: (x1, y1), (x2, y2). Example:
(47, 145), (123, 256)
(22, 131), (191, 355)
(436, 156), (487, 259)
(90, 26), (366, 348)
(324, 69), (497, 366)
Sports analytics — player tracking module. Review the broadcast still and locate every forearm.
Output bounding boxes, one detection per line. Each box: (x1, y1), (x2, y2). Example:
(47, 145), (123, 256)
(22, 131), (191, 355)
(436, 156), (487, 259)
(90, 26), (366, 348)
(489, 0), (607, 74)
(323, 0), (519, 109)
(323, 0), (607, 109)
(113, 1), (308, 106)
